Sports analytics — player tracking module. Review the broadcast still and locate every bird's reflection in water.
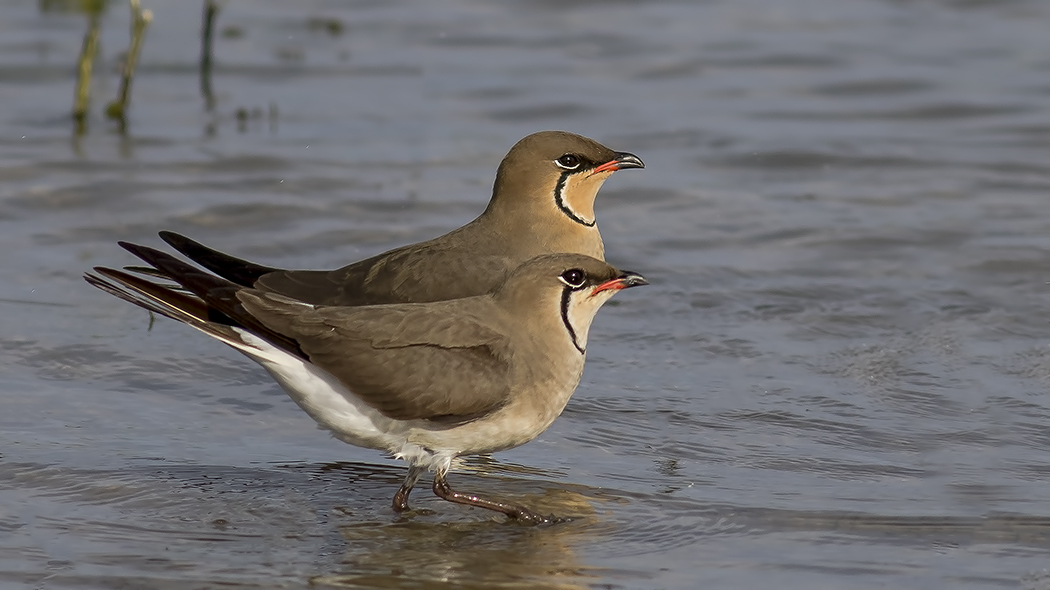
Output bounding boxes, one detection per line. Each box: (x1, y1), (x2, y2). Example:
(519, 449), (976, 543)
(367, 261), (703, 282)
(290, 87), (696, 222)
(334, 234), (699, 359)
(312, 464), (605, 589)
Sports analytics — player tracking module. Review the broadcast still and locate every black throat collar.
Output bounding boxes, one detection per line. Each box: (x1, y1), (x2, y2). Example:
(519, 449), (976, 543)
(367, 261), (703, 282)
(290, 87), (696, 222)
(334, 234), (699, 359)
(554, 171), (596, 228)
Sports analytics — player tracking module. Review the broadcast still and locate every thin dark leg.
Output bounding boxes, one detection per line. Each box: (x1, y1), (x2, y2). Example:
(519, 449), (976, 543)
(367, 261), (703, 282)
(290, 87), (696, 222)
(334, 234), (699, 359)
(432, 472), (553, 524)
(392, 465), (425, 512)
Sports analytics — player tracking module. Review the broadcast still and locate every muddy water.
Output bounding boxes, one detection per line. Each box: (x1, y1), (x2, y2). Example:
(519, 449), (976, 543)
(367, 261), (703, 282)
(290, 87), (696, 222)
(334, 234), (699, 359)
(3, 0), (1050, 588)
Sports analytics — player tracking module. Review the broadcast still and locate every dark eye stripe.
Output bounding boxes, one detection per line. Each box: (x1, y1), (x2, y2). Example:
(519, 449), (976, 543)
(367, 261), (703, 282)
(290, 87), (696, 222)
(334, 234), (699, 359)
(560, 285), (585, 355)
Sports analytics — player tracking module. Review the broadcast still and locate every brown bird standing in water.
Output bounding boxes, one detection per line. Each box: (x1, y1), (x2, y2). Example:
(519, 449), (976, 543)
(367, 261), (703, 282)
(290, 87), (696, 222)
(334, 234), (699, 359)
(87, 244), (646, 523)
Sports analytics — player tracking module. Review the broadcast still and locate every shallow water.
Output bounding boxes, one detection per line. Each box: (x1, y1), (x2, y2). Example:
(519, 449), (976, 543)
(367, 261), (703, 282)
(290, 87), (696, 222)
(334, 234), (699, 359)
(3, 0), (1050, 587)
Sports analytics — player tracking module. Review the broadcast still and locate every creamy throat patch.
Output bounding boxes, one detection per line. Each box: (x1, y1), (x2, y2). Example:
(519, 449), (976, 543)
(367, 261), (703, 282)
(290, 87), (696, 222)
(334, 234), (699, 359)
(554, 170), (613, 227)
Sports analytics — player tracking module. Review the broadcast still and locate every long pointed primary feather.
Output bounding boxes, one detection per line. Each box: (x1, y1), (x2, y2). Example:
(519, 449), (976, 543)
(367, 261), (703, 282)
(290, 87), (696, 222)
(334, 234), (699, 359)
(117, 241), (304, 357)
(84, 268), (246, 348)
(159, 230), (277, 287)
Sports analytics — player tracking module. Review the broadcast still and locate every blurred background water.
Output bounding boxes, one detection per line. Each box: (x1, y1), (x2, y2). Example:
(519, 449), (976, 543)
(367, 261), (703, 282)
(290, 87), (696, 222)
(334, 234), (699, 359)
(3, 0), (1050, 588)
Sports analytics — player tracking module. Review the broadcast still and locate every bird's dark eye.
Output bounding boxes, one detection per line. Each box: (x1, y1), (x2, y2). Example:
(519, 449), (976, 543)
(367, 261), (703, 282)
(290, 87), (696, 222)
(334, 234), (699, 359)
(559, 269), (585, 288)
(555, 154), (581, 170)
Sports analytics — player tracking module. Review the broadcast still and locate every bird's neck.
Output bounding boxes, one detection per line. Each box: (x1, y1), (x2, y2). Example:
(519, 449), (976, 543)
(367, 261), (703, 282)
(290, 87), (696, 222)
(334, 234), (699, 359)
(477, 201), (605, 261)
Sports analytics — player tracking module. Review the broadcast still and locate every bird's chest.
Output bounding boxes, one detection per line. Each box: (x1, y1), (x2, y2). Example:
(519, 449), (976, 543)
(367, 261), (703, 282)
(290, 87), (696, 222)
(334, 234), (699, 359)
(513, 349), (586, 426)
(531, 223), (604, 261)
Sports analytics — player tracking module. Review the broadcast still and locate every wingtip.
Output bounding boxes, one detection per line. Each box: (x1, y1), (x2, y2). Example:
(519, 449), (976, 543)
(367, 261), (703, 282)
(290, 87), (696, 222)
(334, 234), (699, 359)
(117, 240), (145, 256)
(158, 230), (182, 246)
(91, 265), (128, 281)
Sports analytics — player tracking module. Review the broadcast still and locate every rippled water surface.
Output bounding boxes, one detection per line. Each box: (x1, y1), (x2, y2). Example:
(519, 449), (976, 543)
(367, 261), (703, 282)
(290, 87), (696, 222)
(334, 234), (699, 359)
(4, 0), (1050, 588)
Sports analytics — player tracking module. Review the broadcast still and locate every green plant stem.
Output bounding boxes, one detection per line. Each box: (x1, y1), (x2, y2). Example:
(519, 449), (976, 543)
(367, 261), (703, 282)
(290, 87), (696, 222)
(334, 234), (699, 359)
(73, 13), (100, 127)
(106, 0), (153, 120)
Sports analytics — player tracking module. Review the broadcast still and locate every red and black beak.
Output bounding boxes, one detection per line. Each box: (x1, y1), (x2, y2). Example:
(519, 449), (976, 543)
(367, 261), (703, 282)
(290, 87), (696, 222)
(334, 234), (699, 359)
(592, 271), (648, 295)
(592, 151), (645, 175)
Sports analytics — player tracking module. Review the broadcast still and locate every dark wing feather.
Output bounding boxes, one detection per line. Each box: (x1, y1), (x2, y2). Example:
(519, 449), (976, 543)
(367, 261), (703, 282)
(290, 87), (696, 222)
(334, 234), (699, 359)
(84, 267), (245, 346)
(237, 292), (514, 422)
(159, 231), (278, 287)
(116, 241), (304, 357)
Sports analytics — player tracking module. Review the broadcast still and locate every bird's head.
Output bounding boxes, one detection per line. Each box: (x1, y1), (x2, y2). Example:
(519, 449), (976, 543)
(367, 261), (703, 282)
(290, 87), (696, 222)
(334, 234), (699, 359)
(495, 253), (647, 354)
(486, 131), (644, 228)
